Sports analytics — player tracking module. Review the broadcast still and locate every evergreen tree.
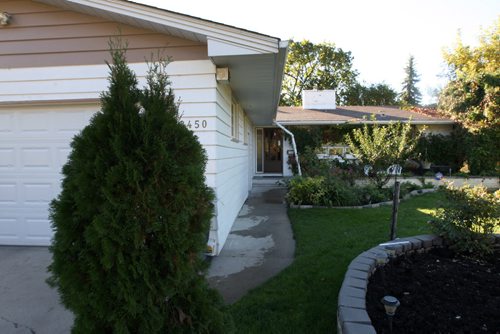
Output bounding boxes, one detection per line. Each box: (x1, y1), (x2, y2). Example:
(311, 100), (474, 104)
(399, 55), (422, 106)
(48, 44), (230, 333)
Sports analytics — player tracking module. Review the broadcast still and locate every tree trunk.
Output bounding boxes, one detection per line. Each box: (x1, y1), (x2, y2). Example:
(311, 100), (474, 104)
(390, 181), (400, 240)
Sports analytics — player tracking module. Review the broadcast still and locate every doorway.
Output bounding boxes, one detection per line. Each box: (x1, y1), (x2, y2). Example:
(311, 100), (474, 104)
(256, 128), (283, 174)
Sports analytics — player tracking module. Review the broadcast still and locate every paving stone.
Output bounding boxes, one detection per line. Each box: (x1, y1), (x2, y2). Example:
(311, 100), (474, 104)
(345, 268), (370, 280)
(338, 295), (366, 309)
(342, 322), (377, 334)
(353, 255), (376, 270)
(338, 306), (371, 324)
(379, 242), (405, 255)
(397, 237), (423, 250)
(348, 261), (371, 272)
(432, 236), (443, 246)
(344, 276), (368, 290)
(415, 234), (435, 248)
(339, 285), (366, 299)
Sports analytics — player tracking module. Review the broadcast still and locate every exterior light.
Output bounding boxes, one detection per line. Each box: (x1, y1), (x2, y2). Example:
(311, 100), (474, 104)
(381, 295), (400, 333)
(381, 295), (400, 316)
(0, 12), (11, 26)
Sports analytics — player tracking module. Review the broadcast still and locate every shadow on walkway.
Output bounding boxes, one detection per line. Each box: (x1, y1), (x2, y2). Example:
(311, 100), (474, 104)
(207, 183), (295, 304)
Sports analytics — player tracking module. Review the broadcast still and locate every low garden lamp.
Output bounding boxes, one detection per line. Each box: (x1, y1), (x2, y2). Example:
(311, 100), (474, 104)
(381, 295), (400, 333)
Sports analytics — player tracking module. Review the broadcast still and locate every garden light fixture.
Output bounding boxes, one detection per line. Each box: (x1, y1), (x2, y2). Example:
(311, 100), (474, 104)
(382, 295), (400, 316)
(381, 295), (400, 333)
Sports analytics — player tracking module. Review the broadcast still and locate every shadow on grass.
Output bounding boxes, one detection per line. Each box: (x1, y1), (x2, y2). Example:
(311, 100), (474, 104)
(228, 192), (446, 334)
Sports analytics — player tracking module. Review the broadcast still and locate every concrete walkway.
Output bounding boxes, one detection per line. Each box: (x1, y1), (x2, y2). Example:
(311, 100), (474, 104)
(207, 181), (295, 304)
(0, 182), (294, 333)
(0, 246), (73, 334)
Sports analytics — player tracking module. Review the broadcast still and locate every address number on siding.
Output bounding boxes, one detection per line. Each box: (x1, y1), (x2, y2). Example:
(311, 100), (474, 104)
(181, 119), (208, 129)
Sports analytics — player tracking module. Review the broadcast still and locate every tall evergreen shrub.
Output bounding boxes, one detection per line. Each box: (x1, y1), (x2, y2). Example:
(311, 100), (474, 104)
(48, 46), (229, 333)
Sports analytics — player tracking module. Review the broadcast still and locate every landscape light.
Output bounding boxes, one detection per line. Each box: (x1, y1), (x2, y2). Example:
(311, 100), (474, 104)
(381, 295), (400, 333)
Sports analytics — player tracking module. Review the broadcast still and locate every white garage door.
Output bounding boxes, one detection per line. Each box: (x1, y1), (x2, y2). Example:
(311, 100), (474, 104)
(0, 104), (96, 246)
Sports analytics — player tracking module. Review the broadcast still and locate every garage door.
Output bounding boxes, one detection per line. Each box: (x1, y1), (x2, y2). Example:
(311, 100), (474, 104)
(0, 105), (96, 245)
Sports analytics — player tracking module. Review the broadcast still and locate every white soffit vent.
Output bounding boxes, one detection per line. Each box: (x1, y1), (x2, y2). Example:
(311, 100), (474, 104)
(302, 90), (336, 110)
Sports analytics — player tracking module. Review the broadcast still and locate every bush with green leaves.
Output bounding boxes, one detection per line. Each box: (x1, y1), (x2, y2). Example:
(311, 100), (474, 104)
(415, 128), (468, 173)
(344, 117), (422, 188)
(286, 176), (327, 206)
(431, 184), (500, 258)
(48, 47), (230, 333)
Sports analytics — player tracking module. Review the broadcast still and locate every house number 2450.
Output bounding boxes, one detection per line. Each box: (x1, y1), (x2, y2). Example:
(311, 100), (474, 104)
(182, 120), (207, 129)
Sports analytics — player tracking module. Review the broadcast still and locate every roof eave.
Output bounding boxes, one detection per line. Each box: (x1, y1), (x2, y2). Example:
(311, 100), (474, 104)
(275, 120), (456, 126)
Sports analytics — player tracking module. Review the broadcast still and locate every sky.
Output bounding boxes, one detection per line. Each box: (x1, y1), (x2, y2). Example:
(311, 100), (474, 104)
(137, 0), (499, 105)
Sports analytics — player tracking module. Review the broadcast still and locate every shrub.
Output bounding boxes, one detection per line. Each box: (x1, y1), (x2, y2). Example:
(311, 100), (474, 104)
(358, 184), (391, 204)
(323, 177), (362, 206)
(467, 126), (500, 176)
(415, 128), (468, 173)
(48, 47), (230, 333)
(286, 176), (327, 206)
(431, 184), (500, 258)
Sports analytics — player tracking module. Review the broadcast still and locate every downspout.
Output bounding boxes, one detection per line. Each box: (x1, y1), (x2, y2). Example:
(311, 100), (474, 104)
(274, 121), (302, 176)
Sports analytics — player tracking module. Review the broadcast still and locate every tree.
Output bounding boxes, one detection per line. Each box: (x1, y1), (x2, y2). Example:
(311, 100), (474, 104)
(399, 55), (422, 106)
(48, 45), (230, 333)
(438, 18), (499, 175)
(344, 117), (422, 188)
(439, 19), (499, 130)
(280, 40), (358, 106)
(345, 82), (398, 106)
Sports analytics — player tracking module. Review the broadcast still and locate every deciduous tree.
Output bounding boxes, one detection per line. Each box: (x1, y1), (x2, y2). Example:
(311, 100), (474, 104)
(345, 83), (398, 106)
(438, 18), (499, 175)
(344, 117), (422, 188)
(439, 19), (499, 130)
(280, 40), (358, 106)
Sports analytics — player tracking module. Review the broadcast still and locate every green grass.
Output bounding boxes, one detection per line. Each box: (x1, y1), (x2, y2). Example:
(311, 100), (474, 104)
(228, 192), (446, 334)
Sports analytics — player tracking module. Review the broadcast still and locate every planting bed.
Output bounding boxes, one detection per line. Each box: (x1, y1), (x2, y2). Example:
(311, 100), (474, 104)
(366, 247), (500, 333)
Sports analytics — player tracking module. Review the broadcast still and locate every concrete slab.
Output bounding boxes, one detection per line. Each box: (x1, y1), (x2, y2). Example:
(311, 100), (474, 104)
(0, 246), (73, 334)
(207, 184), (295, 304)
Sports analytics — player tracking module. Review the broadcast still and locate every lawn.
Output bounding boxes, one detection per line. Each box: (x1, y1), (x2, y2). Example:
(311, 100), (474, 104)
(228, 192), (447, 334)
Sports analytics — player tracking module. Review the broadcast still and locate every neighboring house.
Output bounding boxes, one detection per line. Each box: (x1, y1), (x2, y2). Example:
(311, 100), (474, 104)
(272, 90), (456, 176)
(0, 0), (287, 255)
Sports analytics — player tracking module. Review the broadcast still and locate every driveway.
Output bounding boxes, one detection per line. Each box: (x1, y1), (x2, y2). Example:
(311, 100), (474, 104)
(0, 247), (73, 334)
(0, 183), (294, 332)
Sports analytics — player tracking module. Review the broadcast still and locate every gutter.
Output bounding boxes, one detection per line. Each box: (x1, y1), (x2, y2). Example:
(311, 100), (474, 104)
(276, 120), (455, 126)
(274, 121), (302, 176)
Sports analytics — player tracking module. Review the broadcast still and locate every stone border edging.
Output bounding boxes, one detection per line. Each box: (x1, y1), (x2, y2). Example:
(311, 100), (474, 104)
(336, 234), (443, 334)
(337, 233), (500, 334)
(290, 188), (436, 209)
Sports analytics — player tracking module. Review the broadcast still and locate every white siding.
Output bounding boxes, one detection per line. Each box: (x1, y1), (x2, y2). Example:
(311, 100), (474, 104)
(207, 82), (254, 254)
(1, 61), (256, 253)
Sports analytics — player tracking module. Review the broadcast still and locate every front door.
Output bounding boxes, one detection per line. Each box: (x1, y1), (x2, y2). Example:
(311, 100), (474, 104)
(256, 128), (283, 174)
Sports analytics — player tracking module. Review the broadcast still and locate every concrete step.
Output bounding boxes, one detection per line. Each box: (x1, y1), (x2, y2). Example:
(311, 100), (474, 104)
(252, 176), (288, 187)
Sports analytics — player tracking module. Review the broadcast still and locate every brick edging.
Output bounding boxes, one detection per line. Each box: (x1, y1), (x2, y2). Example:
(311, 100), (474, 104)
(336, 234), (444, 334)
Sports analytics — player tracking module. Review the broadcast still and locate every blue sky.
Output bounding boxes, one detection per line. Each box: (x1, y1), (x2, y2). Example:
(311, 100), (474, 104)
(138, 0), (499, 105)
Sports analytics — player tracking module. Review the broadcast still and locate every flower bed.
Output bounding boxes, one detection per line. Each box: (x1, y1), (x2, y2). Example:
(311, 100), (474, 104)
(337, 234), (500, 334)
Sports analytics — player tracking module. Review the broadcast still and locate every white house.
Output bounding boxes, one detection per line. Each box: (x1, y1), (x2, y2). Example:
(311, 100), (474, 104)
(0, 0), (288, 255)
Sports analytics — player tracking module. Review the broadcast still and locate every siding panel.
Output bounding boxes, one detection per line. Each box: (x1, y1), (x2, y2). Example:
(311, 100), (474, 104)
(0, 1), (208, 68)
